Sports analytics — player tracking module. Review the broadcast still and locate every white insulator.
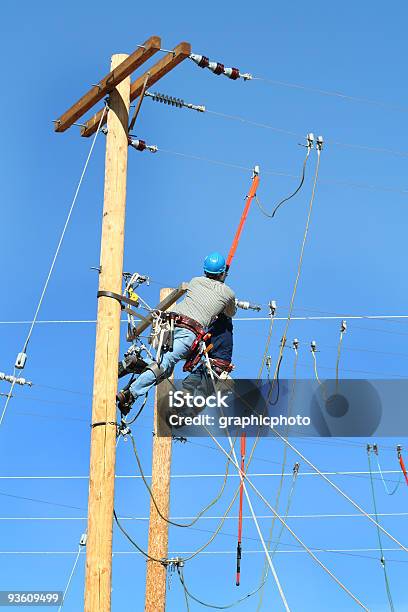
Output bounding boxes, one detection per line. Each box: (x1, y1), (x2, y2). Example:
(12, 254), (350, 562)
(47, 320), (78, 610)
(0, 372), (32, 386)
(240, 72), (253, 80)
(190, 53), (204, 65)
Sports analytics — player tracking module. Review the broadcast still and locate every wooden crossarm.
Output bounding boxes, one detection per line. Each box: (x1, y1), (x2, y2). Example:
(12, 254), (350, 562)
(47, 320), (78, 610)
(54, 36), (161, 133)
(80, 41), (191, 137)
(131, 283), (188, 338)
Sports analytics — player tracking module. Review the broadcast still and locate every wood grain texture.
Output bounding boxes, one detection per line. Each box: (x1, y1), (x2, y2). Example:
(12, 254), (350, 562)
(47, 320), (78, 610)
(84, 54), (130, 612)
(145, 288), (174, 612)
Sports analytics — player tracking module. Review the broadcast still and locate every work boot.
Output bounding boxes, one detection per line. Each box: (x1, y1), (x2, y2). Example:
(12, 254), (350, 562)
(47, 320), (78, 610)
(116, 389), (135, 416)
(118, 350), (148, 379)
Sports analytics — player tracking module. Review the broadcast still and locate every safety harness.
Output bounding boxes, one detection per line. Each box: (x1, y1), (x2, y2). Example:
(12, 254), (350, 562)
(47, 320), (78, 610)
(149, 310), (212, 372)
(208, 357), (234, 378)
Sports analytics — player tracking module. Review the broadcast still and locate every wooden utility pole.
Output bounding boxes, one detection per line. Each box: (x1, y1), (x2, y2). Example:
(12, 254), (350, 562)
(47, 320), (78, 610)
(55, 38), (191, 612)
(84, 54), (131, 612)
(145, 287), (174, 612)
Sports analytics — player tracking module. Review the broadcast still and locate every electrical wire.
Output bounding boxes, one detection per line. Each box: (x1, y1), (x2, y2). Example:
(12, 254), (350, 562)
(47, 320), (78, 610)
(254, 145), (311, 218)
(257, 350), (299, 610)
(158, 148), (408, 196)
(205, 106), (408, 158)
(252, 76), (408, 113)
(1, 547), (407, 558)
(113, 510), (166, 565)
(0, 104), (108, 428)
(367, 450), (395, 611)
(206, 428), (368, 610)
(2, 511), (408, 522)
(4, 312), (408, 325)
(177, 564), (266, 611)
(127, 431), (234, 528)
(57, 545), (83, 612)
(376, 455), (402, 496)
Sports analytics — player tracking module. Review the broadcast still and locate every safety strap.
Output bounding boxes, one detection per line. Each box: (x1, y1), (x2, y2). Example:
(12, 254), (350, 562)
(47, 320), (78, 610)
(183, 334), (212, 372)
(97, 290), (149, 322)
(145, 362), (167, 383)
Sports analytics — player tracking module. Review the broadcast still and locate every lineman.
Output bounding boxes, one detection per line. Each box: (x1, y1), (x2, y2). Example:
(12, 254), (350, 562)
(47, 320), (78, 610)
(117, 252), (237, 414)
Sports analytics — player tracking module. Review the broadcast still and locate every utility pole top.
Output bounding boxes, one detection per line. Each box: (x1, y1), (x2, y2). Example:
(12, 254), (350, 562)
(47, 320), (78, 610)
(54, 37), (162, 133)
(81, 42), (191, 137)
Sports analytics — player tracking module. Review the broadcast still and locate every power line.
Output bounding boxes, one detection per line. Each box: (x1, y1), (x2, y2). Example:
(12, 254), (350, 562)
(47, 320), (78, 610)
(2, 511), (406, 521)
(0, 105), (108, 428)
(0, 547), (404, 556)
(3, 313), (408, 326)
(204, 107), (408, 158)
(57, 545), (83, 612)
(0, 470), (401, 480)
(235, 314), (408, 322)
(252, 76), (408, 114)
(159, 148), (408, 196)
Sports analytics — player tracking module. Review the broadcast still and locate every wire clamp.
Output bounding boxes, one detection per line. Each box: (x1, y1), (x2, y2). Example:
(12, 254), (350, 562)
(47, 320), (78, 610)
(79, 533), (87, 547)
(167, 557), (184, 568)
(172, 435), (187, 444)
(316, 135), (324, 151)
(397, 444), (402, 458)
(268, 300), (277, 317)
(91, 421), (118, 429)
(310, 340), (317, 353)
(15, 352), (27, 370)
(292, 338), (299, 351)
(340, 319), (347, 333)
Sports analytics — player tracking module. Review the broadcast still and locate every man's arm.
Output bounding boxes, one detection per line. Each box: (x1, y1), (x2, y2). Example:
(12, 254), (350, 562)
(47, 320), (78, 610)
(223, 287), (237, 318)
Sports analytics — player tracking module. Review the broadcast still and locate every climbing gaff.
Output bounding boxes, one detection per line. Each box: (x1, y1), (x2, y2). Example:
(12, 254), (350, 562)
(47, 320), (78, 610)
(226, 166), (260, 271)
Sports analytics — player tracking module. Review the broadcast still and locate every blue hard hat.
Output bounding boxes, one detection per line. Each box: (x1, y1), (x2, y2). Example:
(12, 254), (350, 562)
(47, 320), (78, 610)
(204, 252), (226, 274)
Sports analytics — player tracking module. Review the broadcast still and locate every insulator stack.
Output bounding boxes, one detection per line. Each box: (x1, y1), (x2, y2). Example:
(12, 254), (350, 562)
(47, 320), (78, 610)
(190, 53), (252, 81)
(0, 372), (32, 387)
(149, 92), (184, 107)
(145, 91), (206, 113)
(128, 138), (158, 153)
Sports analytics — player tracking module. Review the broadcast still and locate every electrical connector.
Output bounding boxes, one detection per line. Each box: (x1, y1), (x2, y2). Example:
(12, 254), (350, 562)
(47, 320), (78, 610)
(15, 352), (27, 370)
(268, 300), (277, 316)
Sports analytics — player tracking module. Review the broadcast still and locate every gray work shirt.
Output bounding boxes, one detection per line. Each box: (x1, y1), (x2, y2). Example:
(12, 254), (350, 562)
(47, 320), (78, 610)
(171, 276), (237, 329)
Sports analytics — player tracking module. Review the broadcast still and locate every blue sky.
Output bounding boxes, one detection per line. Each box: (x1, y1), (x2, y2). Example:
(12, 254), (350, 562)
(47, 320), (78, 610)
(1, 1), (408, 610)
